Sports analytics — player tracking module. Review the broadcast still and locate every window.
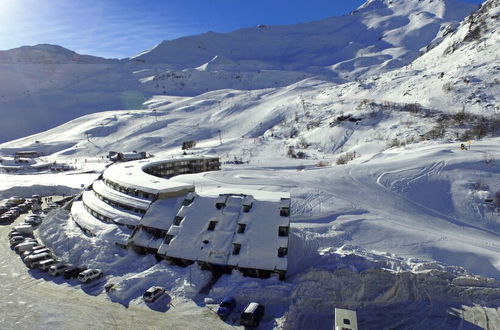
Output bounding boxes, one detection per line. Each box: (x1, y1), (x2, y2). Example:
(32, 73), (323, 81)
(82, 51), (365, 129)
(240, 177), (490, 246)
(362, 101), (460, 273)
(232, 243), (241, 255)
(164, 234), (174, 244)
(343, 319), (351, 325)
(237, 223), (246, 234)
(278, 226), (289, 237)
(280, 208), (290, 217)
(242, 203), (253, 212)
(173, 216), (184, 226)
(278, 247), (288, 257)
(182, 198), (194, 206)
(207, 221), (218, 231)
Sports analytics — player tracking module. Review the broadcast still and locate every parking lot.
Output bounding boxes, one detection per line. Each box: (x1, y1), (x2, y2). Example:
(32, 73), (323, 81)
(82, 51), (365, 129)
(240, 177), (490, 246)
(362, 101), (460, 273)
(0, 196), (234, 329)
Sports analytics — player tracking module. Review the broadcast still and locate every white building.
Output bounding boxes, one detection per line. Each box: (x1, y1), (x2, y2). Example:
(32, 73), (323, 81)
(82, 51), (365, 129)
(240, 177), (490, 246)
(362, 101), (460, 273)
(71, 155), (291, 279)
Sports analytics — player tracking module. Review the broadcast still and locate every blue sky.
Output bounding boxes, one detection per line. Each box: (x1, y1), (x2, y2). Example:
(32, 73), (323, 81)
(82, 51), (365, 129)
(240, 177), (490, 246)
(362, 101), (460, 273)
(0, 0), (485, 59)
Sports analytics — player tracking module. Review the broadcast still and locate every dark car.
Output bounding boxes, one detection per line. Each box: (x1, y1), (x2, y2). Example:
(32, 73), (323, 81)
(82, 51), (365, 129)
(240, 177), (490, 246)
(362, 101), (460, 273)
(10, 236), (28, 247)
(240, 302), (265, 328)
(0, 214), (14, 223)
(63, 266), (88, 279)
(8, 230), (32, 239)
(25, 215), (43, 226)
(217, 297), (236, 319)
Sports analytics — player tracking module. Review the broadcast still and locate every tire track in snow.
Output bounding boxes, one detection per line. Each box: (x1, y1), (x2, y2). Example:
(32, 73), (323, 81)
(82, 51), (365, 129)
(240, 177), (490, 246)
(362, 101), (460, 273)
(376, 160), (500, 237)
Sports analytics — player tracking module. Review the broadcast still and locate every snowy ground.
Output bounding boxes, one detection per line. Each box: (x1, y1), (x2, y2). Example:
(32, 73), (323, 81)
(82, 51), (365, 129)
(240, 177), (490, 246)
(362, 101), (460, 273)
(1, 136), (499, 329)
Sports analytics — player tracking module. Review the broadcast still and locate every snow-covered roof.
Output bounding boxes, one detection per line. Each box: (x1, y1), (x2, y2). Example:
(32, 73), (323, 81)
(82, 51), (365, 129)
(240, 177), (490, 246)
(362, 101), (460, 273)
(70, 201), (132, 244)
(102, 156), (219, 195)
(228, 199), (289, 271)
(138, 197), (183, 229)
(129, 229), (164, 250)
(157, 192), (290, 272)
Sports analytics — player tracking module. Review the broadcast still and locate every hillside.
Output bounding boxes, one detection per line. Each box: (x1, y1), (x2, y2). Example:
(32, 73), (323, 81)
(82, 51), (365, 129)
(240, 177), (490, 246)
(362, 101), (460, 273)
(0, 0), (477, 142)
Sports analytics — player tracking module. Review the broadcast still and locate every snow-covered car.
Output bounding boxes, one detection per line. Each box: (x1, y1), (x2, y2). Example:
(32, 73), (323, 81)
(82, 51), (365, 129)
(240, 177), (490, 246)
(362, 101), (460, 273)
(143, 286), (166, 303)
(240, 302), (265, 327)
(48, 263), (73, 276)
(78, 269), (103, 283)
(217, 297), (236, 318)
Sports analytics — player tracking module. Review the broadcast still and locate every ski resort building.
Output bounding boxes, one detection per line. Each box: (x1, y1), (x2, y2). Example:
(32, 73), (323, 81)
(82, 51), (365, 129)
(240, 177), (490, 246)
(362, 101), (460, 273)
(71, 156), (219, 241)
(70, 155), (292, 279)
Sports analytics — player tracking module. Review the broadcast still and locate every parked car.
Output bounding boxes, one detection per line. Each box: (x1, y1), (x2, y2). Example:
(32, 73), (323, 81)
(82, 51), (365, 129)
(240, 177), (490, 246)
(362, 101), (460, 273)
(38, 259), (57, 271)
(143, 286), (166, 303)
(9, 236), (26, 246)
(22, 247), (50, 261)
(63, 266), (87, 279)
(8, 196), (25, 205)
(5, 201), (18, 208)
(217, 297), (236, 319)
(0, 206), (9, 214)
(0, 214), (14, 223)
(16, 204), (30, 213)
(25, 215), (43, 226)
(25, 252), (52, 268)
(13, 224), (34, 235)
(8, 230), (32, 238)
(14, 241), (39, 253)
(239, 302), (265, 328)
(10, 237), (35, 248)
(5, 210), (20, 218)
(48, 263), (73, 276)
(78, 269), (103, 283)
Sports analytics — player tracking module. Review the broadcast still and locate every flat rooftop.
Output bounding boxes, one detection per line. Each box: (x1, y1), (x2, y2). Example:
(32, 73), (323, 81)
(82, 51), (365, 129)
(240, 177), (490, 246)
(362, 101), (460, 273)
(102, 156), (213, 195)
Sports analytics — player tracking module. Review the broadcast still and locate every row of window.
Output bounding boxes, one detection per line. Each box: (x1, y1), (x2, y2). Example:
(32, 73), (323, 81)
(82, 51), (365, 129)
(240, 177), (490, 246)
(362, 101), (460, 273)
(231, 244), (287, 257)
(143, 226), (168, 239)
(206, 220), (289, 237)
(93, 190), (147, 215)
(103, 179), (157, 200)
(144, 159), (220, 179)
(82, 202), (136, 230)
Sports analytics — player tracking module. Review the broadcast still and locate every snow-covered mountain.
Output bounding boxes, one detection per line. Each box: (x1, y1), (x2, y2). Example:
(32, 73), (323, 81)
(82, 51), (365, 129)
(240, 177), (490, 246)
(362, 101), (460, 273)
(0, 0), (477, 142)
(0, 44), (121, 64)
(0, 0), (499, 328)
